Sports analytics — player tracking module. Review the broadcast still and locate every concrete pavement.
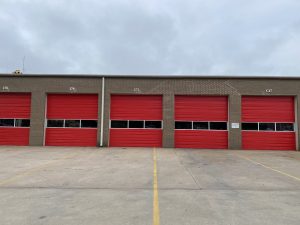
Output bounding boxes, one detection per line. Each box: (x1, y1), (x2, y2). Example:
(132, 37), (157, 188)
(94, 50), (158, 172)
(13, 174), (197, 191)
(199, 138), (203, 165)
(0, 147), (300, 225)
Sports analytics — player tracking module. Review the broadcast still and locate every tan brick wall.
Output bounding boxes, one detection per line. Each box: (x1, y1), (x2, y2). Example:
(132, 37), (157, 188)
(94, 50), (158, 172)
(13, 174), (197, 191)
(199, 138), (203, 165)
(1, 75), (299, 150)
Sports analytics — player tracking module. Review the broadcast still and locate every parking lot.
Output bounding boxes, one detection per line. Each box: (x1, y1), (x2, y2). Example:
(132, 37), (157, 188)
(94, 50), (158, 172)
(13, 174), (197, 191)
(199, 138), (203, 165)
(0, 147), (300, 225)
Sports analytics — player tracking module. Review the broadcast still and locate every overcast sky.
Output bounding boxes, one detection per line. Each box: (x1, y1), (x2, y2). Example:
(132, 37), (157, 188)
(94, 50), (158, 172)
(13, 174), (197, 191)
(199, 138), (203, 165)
(0, 0), (300, 76)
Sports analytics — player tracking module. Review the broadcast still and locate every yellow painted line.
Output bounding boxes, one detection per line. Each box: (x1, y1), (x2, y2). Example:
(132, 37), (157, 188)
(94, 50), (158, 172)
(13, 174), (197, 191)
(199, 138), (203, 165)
(153, 147), (160, 225)
(0, 152), (79, 187)
(237, 155), (300, 182)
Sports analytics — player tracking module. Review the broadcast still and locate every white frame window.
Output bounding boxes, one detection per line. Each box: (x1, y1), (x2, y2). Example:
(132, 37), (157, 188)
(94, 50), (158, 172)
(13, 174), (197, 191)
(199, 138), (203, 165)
(46, 119), (98, 128)
(110, 120), (163, 129)
(174, 121), (228, 131)
(241, 122), (295, 132)
(0, 118), (30, 128)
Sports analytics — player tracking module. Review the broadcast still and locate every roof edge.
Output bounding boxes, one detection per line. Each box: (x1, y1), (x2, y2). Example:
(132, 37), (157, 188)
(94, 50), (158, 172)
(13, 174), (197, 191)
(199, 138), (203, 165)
(0, 73), (300, 79)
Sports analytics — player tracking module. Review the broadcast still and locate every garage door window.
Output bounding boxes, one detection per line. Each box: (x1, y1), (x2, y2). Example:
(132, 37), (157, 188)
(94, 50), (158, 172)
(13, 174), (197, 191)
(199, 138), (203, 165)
(0, 119), (30, 127)
(65, 120), (80, 128)
(0, 119), (14, 127)
(193, 122), (209, 130)
(129, 121), (144, 128)
(175, 121), (227, 130)
(210, 122), (227, 130)
(110, 120), (162, 129)
(47, 120), (64, 127)
(81, 120), (98, 128)
(241, 123), (258, 130)
(111, 120), (128, 128)
(15, 119), (30, 127)
(175, 121), (192, 129)
(242, 122), (294, 132)
(259, 123), (275, 131)
(276, 123), (294, 131)
(47, 119), (97, 128)
(145, 121), (162, 129)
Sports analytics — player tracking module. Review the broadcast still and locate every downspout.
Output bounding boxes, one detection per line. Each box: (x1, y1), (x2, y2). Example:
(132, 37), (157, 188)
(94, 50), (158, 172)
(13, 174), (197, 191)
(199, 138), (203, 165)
(100, 76), (105, 147)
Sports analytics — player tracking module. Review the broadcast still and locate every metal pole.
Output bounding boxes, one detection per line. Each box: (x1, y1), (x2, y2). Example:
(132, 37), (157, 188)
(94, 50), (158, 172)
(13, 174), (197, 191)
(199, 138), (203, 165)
(100, 77), (105, 146)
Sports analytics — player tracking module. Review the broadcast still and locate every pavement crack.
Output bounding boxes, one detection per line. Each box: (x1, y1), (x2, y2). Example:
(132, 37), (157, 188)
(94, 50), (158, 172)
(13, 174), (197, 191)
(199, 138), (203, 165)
(174, 150), (202, 190)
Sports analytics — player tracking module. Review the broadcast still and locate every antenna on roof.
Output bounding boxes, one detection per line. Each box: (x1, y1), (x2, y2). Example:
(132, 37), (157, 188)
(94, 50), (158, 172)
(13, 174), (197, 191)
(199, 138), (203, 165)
(22, 56), (26, 73)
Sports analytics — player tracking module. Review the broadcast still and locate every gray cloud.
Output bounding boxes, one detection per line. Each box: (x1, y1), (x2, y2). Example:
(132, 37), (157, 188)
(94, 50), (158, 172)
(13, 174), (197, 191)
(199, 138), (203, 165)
(0, 0), (300, 76)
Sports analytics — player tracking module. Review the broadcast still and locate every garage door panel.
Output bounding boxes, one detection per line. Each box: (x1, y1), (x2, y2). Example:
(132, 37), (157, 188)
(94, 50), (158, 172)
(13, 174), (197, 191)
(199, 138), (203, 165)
(175, 130), (228, 149)
(241, 96), (295, 150)
(109, 95), (163, 147)
(109, 129), (162, 147)
(242, 132), (295, 150)
(110, 95), (162, 120)
(46, 94), (98, 147)
(0, 128), (30, 146)
(175, 96), (228, 121)
(0, 93), (31, 146)
(242, 96), (294, 122)
(45, 128), (97, 147)
(47, 94), (98, 119)
(0, 93), (31, 118)
(175, 95), (228, 149)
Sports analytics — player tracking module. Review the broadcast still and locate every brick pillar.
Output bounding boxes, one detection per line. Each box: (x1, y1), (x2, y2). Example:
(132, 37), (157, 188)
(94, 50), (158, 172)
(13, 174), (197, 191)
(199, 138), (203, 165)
(163, 94), (174, 148)
(29, 91), (46, 146)
(228, 94), (242, 150)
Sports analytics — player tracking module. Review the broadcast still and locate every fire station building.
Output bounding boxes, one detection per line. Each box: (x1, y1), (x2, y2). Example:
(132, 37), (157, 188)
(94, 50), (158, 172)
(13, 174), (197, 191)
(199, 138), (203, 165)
(0, 74), (299, 150)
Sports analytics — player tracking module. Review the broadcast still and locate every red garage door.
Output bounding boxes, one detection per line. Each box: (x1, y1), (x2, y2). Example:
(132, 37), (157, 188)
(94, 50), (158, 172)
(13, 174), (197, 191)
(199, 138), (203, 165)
(0, 93), (31, 146)
(175, 96), (228, 149)
(45, 94), (98, 147)
(242, 96), (295, 150)
(109, 95), (163, 147)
